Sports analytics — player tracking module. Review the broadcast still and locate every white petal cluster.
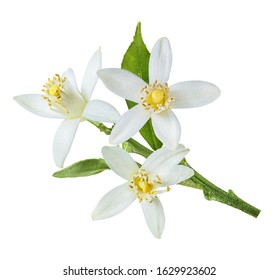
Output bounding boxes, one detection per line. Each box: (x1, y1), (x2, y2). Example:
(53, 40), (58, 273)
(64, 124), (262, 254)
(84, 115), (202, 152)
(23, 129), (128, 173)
(14, 35), (221, 238)
(92, 145), (194, 238)
(14, 49), (120, 167)
(98, 38), (221, 150)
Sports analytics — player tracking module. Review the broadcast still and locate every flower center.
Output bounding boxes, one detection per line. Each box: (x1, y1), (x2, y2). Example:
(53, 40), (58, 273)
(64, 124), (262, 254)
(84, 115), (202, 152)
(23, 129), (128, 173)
(141, 81), (174, 113)
(130, 169), (170, 203)
(42, 74), (69, 114)
(134, 176), (154, 195)
(49, 85), (61, 97)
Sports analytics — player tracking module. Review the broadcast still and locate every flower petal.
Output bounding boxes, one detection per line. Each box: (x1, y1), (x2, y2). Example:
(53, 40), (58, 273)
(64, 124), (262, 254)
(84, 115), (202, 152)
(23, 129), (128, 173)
(102, 146), (138, 180)
(53, 118), (81, 168)
(98, 68), (147, 103)
(82, 99), (120, 123)
(159, 165), (194, 186)
(63, 75), (84, 102)
(141, 198), (165, 239)
(62, 68), (79, 95)
(109, 104), (150, 145)
(81, 49), (102, 101)
(149, 37), (172, 84)
(151, 110), (181, 150)
(14, 94), (65, 118)
(170, 81), (221, 108)
(61, 70), (87, 117)
(92, 183), (136, 220)
(142, 144), (189, 174)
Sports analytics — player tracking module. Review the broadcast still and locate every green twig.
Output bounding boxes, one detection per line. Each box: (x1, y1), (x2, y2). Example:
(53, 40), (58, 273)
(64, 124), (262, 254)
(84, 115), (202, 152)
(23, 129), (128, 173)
(86, 119), (112, 135)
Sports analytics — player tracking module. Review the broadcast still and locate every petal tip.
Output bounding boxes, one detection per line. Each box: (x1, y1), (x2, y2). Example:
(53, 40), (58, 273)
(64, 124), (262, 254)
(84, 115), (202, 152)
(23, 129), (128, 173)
(190, 168), (195, 177)
(154, 232), (162, 239)
(97, 68), (106, 78)
(177, 144), (190, 155)
(108, 136), (116, 145)
(109, 133), (121, 146)
(13, 95), (23, 105)
(216, 87), (221, 98)
(159, 37), (170, 43)
(101, 145), (111, 156)
(213, 84), (221, 98)
(62, 68), (75, 79)
(91, 212), (99, 220)
(54, 158), (64, 169)
(210, 83), (221, 101)
(164, 139), (180, 152)
(13, 94), (28, 104)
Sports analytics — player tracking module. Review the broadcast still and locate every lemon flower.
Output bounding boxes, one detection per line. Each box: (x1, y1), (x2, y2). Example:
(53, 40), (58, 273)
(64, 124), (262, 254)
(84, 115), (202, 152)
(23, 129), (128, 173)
(98, 38), (221, 150)
(92, 144), (194, 238)
(14, 49), (120, 168)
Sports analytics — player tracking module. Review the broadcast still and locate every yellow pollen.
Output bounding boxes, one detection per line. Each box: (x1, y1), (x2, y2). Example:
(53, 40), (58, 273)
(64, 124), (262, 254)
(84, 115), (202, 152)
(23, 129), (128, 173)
(42, 74), (65, 97)
(131, 169), (169, 203)
(49, 85), (61, 97)
(134, 177), (153, 194)
(142, 81), (172, 112)
(151, 90), (165, 104)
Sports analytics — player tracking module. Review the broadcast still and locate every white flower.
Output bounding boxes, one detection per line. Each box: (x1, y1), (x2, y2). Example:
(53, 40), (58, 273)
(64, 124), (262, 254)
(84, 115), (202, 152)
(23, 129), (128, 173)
(92, 144), (194, 238)
(14, 49), (120, 168)
(98, 38), (221, 150)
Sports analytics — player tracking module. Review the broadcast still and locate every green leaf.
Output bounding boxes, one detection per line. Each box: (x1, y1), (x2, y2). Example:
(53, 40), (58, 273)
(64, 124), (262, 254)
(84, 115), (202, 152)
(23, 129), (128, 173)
(121, 22), (162, 150)
(121, 22), (149, 83)
(53, 158), (109, 178)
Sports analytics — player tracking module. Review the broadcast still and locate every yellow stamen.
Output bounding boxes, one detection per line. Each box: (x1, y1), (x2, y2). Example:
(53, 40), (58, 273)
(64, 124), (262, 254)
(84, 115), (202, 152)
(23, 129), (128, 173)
(136, 178), (153, 194)
(141, 81), (173, 112)
(41, 74), (68, 114)
(130, 168), (169, 203)
(146, 89), (165, 106)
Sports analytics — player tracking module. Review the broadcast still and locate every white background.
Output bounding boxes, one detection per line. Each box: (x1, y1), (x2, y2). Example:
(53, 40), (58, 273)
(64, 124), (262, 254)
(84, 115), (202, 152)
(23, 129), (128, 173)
(1, 0), (278, 279)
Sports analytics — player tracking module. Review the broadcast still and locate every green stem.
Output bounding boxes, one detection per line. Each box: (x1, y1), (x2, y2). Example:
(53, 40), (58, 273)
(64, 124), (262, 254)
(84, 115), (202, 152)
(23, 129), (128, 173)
(87, 121), (261, 218)
(122, 138), (152, 158)
(181, 161), (260, 218)
(86, 119), (112, 135)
